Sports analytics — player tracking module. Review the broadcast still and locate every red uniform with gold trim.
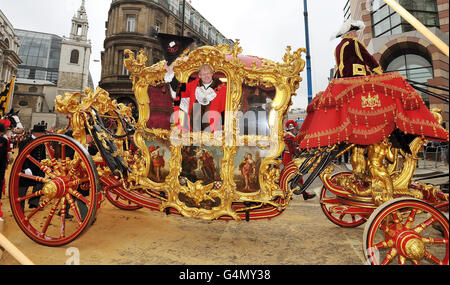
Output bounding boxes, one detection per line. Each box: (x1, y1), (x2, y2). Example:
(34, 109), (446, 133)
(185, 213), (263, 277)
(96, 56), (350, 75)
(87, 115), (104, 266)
(174, 77), (227, 132)
(282, 120), (299, 165)
(334, 36), (383, 78)
(283, 130), (298, 165)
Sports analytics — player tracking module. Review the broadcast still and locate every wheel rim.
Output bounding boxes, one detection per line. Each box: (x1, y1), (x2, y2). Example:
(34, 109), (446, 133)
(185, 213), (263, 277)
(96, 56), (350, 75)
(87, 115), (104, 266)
(9, 134), (100, 246)
(363, 198), (449, 265)
(320, 173), (366, 228)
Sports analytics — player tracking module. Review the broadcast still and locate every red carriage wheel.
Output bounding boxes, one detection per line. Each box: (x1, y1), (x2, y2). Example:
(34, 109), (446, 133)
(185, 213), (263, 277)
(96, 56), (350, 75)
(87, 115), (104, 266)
(319, 172), (367, 228)
(363, 198), (449, 265)
(9, 134), (101, 246)
(105, 188), (142, 211)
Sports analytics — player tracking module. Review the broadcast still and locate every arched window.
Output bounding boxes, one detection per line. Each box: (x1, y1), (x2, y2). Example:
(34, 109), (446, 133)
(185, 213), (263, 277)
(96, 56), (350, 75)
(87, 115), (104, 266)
(386, 53), (433, 106)
(70, 49), (79, 64)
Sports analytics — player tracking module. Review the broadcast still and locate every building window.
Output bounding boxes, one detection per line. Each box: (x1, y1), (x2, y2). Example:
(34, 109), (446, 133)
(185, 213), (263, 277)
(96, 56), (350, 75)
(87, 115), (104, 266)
(28, 69), (36, 80)
(169, 0), (179, 15)
(386, 53), (433, 106)
(193, 14), (200, 31)
(19, 100), (28, 107)
(70, 49), (79, 64)
(371, 0), (439, 38)
(184, 6), (190, 23)
(155, 20), (162, 33)
(126, 15), (136, 32)
(121, 50), (135, 76)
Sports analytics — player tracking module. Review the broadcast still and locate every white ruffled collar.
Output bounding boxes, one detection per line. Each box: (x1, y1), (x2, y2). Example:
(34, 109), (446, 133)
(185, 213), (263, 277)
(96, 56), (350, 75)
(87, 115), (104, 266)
(195, 84), (217, 105)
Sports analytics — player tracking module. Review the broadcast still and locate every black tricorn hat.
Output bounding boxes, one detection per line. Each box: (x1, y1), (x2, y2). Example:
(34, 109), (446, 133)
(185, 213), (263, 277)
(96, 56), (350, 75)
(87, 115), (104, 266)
(31, 122), (47, 133)
(157, 33), (194, 65)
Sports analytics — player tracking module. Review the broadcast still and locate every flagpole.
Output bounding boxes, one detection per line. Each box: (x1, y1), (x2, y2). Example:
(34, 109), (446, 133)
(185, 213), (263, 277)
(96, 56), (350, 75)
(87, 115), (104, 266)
(303, 0), (313, 104)
(181, 0), (186, 36)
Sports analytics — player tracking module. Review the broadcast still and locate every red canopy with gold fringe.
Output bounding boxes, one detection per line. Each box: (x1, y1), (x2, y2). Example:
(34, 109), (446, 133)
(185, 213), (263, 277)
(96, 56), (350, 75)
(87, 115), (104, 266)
(295, 72), (449, 149)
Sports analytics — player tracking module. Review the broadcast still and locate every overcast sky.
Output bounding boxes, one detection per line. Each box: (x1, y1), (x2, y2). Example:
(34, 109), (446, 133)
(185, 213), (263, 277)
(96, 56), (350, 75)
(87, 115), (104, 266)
(1, 0), (347, 109)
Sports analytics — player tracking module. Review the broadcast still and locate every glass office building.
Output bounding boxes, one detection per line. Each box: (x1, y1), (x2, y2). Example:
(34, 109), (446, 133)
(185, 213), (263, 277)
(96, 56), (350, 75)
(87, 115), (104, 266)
(371, 0), (440, 38)
(15, 29), (62, 84)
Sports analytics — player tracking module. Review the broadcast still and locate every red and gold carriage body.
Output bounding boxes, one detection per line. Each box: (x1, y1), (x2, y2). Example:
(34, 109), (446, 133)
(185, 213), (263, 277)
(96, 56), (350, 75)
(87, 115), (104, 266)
(8, 41), (307, 246)
(7, 39), (449, 265)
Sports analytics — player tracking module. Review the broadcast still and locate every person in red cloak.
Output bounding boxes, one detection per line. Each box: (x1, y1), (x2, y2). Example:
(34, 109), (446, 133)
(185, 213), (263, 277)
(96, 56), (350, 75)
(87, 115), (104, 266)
(164, 63), (227, 133)
(333, 20), (383, 78)
(283, 120), (316, 200)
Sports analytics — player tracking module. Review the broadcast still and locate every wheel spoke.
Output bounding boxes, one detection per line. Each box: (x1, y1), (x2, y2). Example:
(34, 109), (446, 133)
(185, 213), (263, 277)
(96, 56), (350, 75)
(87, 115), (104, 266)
(398, 255), (406, 265)
(404, 208), (417, 228)
(374, 240), (392, 249)
(44, 142), (61, 175)
(44, 142), (55, 160)
(66, 194), (83, 226)
(391, 210), (403, 225)
(67, 156), (82, 177)
(59, 197), (67, 238)
(18, 173), (50, 184)
(68, 177), (90, 188)
(68, 188), (90, 207)
(25, 155), (57, 178)
(381, 248), (397, 265)
(25, 199), (51, 221)
(413, 216), (438, 234)
(422, 237), (449, 245)
(41, 198), (62, 235)
(16, 189), (44, 203)
(424, 251), (444, 265)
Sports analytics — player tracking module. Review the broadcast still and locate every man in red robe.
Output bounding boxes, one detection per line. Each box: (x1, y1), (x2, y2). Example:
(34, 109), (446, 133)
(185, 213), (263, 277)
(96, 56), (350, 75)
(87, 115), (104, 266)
(333, 20), (383, 78)
(165, 63), (227, 133)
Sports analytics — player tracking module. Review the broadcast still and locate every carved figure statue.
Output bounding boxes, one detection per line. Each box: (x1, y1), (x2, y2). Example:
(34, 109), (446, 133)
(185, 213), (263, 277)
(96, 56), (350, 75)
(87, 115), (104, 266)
(367, 139), (395, 205)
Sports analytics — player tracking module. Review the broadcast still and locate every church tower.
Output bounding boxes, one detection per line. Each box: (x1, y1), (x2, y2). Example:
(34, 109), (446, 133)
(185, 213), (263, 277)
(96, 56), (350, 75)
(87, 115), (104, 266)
(57, 0), (92, 97)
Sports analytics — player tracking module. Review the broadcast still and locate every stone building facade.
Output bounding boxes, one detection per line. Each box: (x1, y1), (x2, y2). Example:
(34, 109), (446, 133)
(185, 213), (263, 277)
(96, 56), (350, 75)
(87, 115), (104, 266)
(343, 0), (449, 129)
(10, 1), (92, 129)
(0, 9), (21, 105)
(100, 0), (233, 111)
(57, 0), (91, 97)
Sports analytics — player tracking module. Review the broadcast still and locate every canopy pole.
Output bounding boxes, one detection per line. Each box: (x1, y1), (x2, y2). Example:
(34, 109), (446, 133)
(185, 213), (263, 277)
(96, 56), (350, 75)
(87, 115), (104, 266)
(383, 0), (449, 57)
(0, 233), (34, 265)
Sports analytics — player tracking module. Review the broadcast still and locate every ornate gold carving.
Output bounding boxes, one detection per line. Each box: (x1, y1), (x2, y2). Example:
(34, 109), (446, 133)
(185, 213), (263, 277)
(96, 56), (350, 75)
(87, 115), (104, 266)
(361, 93), (381, 110)
(430, 107), (443, 125)
(404, 237), (426, 261)
(179, 181), (219, 207)
(324, 136), (428, 204)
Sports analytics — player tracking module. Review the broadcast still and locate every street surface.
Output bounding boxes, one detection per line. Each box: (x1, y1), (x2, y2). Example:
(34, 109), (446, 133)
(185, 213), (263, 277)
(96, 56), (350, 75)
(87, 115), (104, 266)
(0, 162), (448, 265)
